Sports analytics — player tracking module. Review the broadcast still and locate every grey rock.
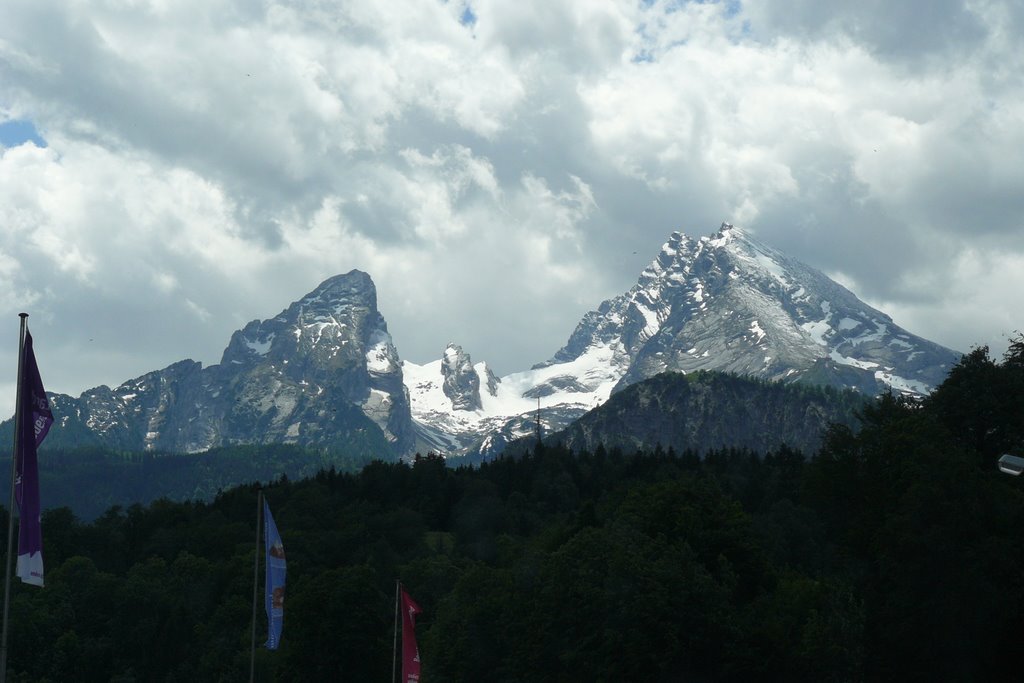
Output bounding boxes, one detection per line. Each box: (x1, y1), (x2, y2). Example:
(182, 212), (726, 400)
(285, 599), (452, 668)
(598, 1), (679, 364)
(549, 224), (960, 395)
(29, 271), (414, 458)
(440, 344), (482, 411)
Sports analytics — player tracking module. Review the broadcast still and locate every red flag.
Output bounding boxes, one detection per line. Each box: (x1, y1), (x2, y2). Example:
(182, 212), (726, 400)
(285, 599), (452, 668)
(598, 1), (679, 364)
(401, 588), (422, 683)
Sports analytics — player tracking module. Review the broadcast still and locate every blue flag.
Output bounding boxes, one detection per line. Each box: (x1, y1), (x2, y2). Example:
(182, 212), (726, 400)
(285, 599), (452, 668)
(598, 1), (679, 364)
(16, 330), (52, 586)
(264, 499), (286, 649)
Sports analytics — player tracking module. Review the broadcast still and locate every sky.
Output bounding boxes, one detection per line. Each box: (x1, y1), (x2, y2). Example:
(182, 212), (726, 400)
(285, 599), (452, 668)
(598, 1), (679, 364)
(2, 0), (1023, 418)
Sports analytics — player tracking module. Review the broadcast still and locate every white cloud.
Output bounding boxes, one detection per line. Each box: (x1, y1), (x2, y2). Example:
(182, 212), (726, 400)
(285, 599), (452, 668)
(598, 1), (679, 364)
(475, 0), (635, 70)
(867, 247), (1024, 357)
(0, 0), (1022, 411)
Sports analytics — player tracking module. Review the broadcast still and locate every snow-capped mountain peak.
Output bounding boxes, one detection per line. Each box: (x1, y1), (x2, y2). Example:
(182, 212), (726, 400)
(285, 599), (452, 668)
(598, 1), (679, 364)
(35, 223), (961, 463)
(553, 222), (958, 395)
(406, 222), (961, 459)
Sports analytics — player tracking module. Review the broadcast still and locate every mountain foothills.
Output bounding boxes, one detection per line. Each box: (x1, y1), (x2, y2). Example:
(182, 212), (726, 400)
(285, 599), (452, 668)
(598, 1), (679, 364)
(532, 371), (867, 461)
(12, 223), (961, 461)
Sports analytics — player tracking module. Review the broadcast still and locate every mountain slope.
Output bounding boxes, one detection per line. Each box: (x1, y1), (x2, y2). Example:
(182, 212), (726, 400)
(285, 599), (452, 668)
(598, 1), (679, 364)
(15, 223), (962, 463)
(546, 224), (959, 395)
(409, 223), (961, 459)
(19, 271), (412, 457)
(402, 344), (589, 458)
(531, 370), (868, 458)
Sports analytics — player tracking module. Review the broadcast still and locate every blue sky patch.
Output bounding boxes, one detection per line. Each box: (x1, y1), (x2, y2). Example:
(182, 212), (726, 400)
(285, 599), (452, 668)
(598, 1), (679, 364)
(645, 0), (742, 15)
(0, 119), (47, 148)
(460, 5), (476, 27)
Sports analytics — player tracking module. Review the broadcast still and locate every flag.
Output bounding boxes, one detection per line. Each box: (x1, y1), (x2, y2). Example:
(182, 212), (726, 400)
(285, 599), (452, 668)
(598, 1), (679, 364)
(264, 498), (286, 649)
(401, 588), (422, 683)
(15, 330), (52, 587)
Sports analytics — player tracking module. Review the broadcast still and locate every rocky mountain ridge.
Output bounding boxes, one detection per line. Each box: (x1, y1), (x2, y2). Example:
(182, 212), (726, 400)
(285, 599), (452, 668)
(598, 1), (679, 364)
(16, 223), (962, 461)
(544, 224), (957, 394)
(34, 271), (411, 457)
(408, 223), (961, 459)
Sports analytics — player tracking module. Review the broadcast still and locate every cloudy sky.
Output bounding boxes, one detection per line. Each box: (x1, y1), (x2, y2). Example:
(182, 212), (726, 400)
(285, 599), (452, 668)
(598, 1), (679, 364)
(2, 0), (1023, 416)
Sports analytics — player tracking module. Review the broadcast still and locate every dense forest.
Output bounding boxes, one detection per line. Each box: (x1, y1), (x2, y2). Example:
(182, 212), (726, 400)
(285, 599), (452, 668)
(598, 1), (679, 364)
(0, 338), (1021, 681)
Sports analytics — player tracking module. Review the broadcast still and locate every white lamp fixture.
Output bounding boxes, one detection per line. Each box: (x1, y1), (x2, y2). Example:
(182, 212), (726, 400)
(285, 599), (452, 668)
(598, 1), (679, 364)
(998, 454), (1024, 476)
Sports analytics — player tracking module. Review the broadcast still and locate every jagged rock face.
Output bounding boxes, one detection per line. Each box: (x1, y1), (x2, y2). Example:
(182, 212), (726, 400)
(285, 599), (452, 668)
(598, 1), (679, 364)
(403, 341), (598, 461)
(407, 223), (962, 462)
(549, 224), (960, 395)
(482, 366), (500, 397)
(440, 344), (482, 411)
(26, 223), (964, 464)
(218, 271), (412, 450)
(42, 360), (211, 452)
(37, 271), (414, 456)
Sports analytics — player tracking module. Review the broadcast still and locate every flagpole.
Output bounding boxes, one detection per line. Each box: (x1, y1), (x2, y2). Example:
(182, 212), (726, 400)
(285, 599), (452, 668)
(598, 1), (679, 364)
(249, 489), (262, 683)
(391, 579), (400, 683)
(0, 314), (28, 683)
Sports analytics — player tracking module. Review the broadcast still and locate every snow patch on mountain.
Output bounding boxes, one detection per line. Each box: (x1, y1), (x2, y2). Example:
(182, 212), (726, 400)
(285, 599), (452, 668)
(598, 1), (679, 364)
(405, 343), (617, 426)
(245, 333), (274, 355)
(404, 339), (624, 456)
(366, 329), (399, 374)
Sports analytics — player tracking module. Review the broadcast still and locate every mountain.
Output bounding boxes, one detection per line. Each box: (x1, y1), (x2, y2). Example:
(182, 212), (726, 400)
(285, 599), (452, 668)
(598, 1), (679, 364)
(17, 271), (413, 458)
(544, 223), (959, 395)
(15, 222), (962, 463)
(408, 223), (961, 460)
(403, 345), (594, 460)
(523, 370), (868, 459)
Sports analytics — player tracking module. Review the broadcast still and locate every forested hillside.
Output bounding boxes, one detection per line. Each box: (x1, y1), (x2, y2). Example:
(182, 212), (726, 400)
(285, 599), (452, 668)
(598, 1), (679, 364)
(0, 338), (1020, 681)
(8, 444), (376, 521)
(539, 369), (868, 458)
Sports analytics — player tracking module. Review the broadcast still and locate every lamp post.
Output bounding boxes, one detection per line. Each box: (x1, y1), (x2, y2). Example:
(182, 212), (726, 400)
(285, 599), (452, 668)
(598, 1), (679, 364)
(998, 454), (1024, 476)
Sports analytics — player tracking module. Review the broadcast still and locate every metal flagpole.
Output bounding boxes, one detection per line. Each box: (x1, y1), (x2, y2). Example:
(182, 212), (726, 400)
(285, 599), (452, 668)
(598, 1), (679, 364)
(391, 579), (400, 683)
(250, 489), (263, 683)
(0, 314), (28, 683)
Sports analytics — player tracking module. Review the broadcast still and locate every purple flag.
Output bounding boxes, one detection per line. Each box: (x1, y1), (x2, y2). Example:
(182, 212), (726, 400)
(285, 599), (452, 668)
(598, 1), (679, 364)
(15, 330), (52, 587)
